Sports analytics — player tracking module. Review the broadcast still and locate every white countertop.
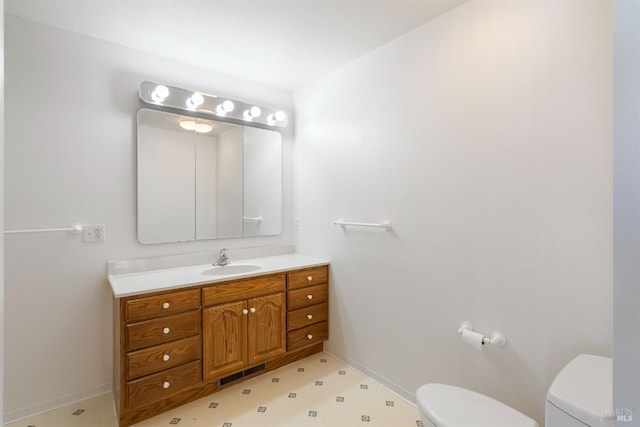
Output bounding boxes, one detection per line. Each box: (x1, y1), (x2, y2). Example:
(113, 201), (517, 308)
(108, 253), (330, 298)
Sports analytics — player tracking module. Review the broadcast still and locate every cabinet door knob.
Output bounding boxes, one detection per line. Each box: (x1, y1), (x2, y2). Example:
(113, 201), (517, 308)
(307, 334), (313, 340)
(250, 307), (256, 313)
(163, 354), (170, 362)
(307, 314), (313, 320)
(242, 309), (249, 315)
(307, 276), (313, 282)
(163, 381), (170, 389)
(163, 327), (170, 335)
(307, 294), (313, 300)
(162, 302), (170, 309)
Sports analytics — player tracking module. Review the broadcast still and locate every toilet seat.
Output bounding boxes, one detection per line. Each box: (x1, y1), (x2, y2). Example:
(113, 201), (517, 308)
(416, 383), (538, 427)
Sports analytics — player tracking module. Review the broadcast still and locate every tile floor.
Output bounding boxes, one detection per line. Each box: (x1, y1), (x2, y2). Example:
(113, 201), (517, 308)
(6, 353), (422, 427)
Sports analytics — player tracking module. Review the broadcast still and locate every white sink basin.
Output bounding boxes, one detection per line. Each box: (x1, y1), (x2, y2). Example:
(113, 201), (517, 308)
(201, 264), (261, 276)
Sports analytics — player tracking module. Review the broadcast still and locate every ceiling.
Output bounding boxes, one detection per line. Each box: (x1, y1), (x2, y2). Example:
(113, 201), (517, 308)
(5, 0), (466, 91)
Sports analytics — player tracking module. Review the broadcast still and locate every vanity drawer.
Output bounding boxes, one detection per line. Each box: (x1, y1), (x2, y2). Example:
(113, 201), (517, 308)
(126, 360), (201, 409)
(287, 321), (328, 352)
(287, 266), (328, 290)
(287, 284), (328, 310)
(125, 289), (200, 322)
(126, 310), (200, 351)
(287, 303), (328, 331)
(202, 274), (286, 306)
(126, 335), (200, 380)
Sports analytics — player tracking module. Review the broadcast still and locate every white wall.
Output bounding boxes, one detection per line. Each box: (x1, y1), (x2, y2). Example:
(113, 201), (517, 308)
(4, 16), (294, 421)
(295, 1), (612, 424)
(613, 0), (640, 423)
(1, 0), (5, 423)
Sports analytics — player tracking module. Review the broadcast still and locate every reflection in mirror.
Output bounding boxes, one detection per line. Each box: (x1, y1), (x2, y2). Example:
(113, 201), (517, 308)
(137, 109), (282, 243)
(196, 121), (243, 240)
(243, 126), (283, 237)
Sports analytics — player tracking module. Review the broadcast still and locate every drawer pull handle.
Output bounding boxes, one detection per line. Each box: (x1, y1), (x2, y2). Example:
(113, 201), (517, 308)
(163, 381), (170, 389)
(163, 327), (170, 335)
(307, 276), (313, 282)
(163, 354), (170, 362)
(307, 294), (313, 300)
(162, 302), (170, 309)
(307, 314), (313, 320)
(307, 334), (313, 340)
(250, 307), (256, 313)
(242, 309), (249, 315)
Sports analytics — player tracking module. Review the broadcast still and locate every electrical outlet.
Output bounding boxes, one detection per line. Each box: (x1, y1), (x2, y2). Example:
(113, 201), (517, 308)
(83, 224), (105, 242)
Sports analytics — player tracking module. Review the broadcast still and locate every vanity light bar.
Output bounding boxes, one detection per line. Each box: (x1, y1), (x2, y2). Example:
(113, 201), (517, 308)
(139, 81), (288, 128)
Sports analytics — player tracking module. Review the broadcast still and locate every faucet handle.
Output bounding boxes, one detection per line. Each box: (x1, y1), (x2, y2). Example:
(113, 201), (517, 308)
(213, 248), (230, 266)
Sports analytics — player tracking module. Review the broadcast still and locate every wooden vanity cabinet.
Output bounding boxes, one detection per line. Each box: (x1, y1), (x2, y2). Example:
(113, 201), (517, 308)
(114, 288), (203, 426)
(114, 265), (328, 427)
(286, 266), (329, 351)
(248, 293), (287, 364)
(202, 291), (286, 380)
(202, 273), (286, 380)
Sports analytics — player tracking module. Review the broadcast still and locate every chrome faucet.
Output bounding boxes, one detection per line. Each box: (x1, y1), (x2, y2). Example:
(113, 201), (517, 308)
(213, 248), (230, 266)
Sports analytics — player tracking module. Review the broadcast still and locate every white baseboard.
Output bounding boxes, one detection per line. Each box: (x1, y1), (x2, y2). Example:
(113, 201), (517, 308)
(323, 348), (417, 406)
(3, 383), (112, 424)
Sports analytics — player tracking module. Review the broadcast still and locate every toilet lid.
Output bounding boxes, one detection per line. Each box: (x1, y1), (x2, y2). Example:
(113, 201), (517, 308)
(546, 354), (612, 426)
(416, 384), (538, 427)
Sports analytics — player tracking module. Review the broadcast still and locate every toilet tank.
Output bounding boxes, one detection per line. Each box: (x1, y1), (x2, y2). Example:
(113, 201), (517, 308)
(545, 354), (612, 427)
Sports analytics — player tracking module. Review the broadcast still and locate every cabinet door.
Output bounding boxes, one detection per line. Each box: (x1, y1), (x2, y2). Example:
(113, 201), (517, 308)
(202, 300), (248, 381)
(248, 292), (286, 365)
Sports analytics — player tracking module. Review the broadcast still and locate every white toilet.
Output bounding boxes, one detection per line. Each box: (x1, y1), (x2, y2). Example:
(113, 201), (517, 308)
(416, 383), (538, 427)
(416, 354), (612, 427)
(545, 354), (612, 427)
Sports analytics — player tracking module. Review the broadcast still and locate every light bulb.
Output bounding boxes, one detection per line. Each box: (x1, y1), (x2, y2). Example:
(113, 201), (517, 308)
(216, 100), (235, 116)
(192, 93), (204, 105)
(267, 114), (277, 125)
(186, 93), (204, 109)
(244, 106), (261, 121)
(152, 85), (169, 102)
(222, 100), (234, 112)
(275, 111), (286, 122)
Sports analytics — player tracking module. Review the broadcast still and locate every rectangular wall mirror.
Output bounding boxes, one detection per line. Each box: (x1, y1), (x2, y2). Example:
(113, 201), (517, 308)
(137, 108), (283, 243)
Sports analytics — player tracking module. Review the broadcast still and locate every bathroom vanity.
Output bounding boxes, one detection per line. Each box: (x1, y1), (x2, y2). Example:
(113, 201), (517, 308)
(109, 254), (329, 427)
